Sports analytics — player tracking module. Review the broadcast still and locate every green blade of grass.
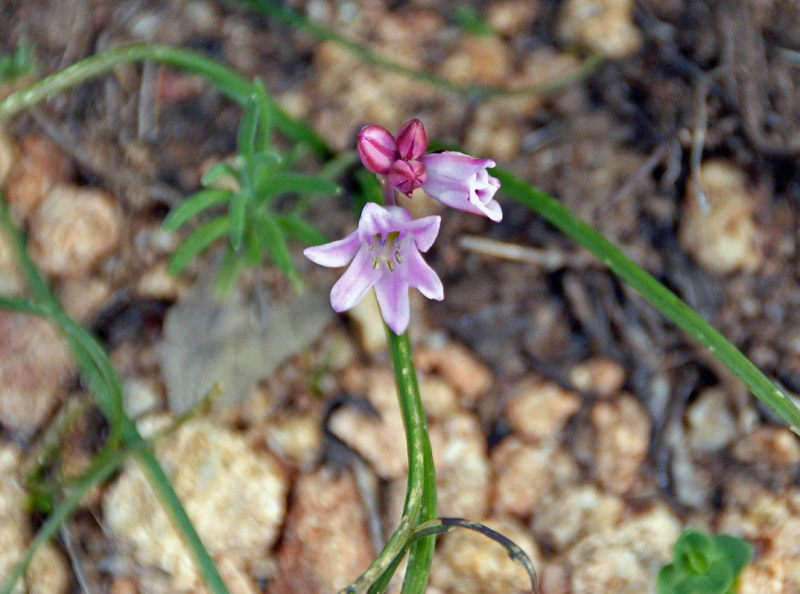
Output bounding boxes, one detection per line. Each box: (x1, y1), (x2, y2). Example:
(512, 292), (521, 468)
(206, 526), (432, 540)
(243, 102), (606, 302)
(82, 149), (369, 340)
(167, 215), (230, 275)
(162, 188), (233, 231)
(273, 214), (329, 246)
(494, 167), (800, 434)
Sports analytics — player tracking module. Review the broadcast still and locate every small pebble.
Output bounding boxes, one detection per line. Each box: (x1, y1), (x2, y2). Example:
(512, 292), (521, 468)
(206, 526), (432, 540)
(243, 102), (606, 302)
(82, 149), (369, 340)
(505, 377), (581, 443)
(685, 386), (738, 452)
(557, 0), (642, 59)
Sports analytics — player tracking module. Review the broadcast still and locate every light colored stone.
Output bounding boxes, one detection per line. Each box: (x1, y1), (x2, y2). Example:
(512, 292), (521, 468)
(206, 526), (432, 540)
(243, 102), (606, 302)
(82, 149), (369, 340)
(121, 377), (162, 419)
(685, 387), (738, 452)
(0, 443), (69, 594)
(0, 227), (23, 296)
(491, 437), (579, 517)
(328, 370), (407, 480)
(265, 411), (323, 470)
(679, 159), (762, 274)
(505, 377), (581, 443)
(267, 466), (374, 594)
(0, 126), (16, 187)
(487, 0), (538, 35)
(418, 373), (459, 421)
(569, 356), (625, 398)
(733, 427), (800, 466)
(589, 394), (651, 494)
(0, 311), (72, 435)
(566, 504), (681, 594)
(430, 412), (492, 519)
(136, 261), (188, 300)
(58, 276), (112, 323)
(439, 35), (513, 85)
(30, 184), (123, 278)
(429, 515), (541, 594)
(4, 135), (73, 222)
(557, 0), (642, 59)
(346, 293), (387, 354)
(415, 340), (493, 406)
(103, 418), (288, 593)
(532, 484), (624, 551)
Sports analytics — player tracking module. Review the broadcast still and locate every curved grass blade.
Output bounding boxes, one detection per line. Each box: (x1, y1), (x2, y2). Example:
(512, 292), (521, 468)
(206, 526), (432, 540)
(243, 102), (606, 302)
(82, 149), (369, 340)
(264, 172), (341, 199)
(201, 162), (240, 187)
(494, 168), (800, 434)
(228, 190), (248, 250)
(214, 244), (245, 298)
(410, 518), (540, 594)
(274, 214), (328, 246)
(253, 77), (271, 152)
(167, 215), (230, 275)
(162, 188), (233, 231)
(255, 212), (293, 275)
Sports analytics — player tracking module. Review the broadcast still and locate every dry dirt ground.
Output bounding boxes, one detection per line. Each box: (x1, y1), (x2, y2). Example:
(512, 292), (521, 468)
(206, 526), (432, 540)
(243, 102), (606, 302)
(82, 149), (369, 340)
(2, 1), (800, 593)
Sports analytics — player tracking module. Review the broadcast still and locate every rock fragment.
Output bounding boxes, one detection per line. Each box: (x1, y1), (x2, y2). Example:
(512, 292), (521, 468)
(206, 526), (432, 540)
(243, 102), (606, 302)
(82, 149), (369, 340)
(557, 0), (642, 59)
(0, 311), (72, 435)
(504, 377), (581, 443)
(29, 184), (123, 278)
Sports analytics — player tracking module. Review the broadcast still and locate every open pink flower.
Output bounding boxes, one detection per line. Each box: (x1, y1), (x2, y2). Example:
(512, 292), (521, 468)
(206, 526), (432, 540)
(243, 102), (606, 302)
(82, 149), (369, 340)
(357, 119), (502, 221)
(303, 203), (443, 334)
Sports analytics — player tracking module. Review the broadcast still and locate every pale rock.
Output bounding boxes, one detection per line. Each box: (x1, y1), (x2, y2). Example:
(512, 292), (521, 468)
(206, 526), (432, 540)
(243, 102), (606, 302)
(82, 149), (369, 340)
(589, 394), (651, 494)
(121, 377), (162, 419)
(569, 356), (625, 398)
(505, 377), (581, 443)
(0, 443), (69, 594)
(734, 507), (800, 594)
(4, 135), (73, 222)
(491, 437), (579, 517)
(487, 0), (538, 35)
(264, 411), (323, 470)
(415, 340), (493, 406)
(346, 293), (387, 354)
(136, 261), (188, 300)
(58, 276), (111, 323)
(439, 35), (513, 85)
(0, 126), (16, 187)
(103, 418), (288, 593)
(685, 387), (738, 452)
(733, 426), (800, 466)
(30, 184), (123, 278)
(679, 159), (762, 274)
(267, 466), (374, 594)
(429, 412), (491, 518)
(328, 370), (407, 479)
(718, 489), (793, 540)
(557, 0), (642, 59)
(0, 227), (23, 296)
(418, 373), (458, 421)
(566, 505), (681, 594)
(0, 311), (72, 435)
(429, 515), (541, 594)
(532, 484), (624, 551)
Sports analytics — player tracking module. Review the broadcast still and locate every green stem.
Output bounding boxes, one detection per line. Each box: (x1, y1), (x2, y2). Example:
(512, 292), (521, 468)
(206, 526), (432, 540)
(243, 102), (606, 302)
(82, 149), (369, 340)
(339, 325), (436, 594)
(231, 0), (602, 98)
(0, 44), (330, 158)
(495, 168), (800, 433)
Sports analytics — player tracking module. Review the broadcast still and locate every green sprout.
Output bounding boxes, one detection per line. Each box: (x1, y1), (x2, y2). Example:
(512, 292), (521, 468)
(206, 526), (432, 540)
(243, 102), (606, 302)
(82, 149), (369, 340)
(0, 39), (36, 83)
(658, 529), (753, 594)
(162, 77), (339, 296)
(453, 5), (495, 36)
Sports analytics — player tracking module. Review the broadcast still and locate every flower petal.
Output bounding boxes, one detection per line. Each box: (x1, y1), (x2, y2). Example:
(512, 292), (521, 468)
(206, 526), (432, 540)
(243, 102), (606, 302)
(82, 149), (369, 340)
(395, 119), (429, 161)
(374, 272), (410, 334)
(357, 125), (397, 175)
(401, 246), (443, 301)
(403, 215), (441, 252)
(329, 246), (381, 312)
(358, 202), (412, 241)
(303, 229), (360, 267)
(420, 151), (502, 221)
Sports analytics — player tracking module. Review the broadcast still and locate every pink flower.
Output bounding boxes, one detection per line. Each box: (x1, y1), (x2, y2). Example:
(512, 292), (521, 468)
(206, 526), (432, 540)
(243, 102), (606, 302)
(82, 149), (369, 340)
(303, 203), (443, 334)
(357, 119), (502, 221)
(419, 151), (502, 222)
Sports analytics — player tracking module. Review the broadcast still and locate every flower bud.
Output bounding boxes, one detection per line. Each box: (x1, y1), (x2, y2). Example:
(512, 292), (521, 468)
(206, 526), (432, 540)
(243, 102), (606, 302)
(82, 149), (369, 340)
(395, 119), (428, 161)
(388, 159), (427, 195)
(357, 125), (397, 174)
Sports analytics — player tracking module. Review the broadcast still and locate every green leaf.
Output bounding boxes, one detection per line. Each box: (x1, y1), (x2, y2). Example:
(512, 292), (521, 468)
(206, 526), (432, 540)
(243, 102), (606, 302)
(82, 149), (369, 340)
(274, 214), (328, 246)
(713, 535), (753, 574)
(162, 188), (232, 231)
(454, 5), (494, 36)
(167, 215), (229, 274)
(675, 530), (713, 574)
(228, 190), (248, 250)
(264, 172), (340, 198)
(201, 162), (239, 187)
(244, 225), (262, 266)
(255, 213), (293, 276)
(253, 77), (271, 152)
(237, 93), (259, 171)
(214, 245), (244, 299)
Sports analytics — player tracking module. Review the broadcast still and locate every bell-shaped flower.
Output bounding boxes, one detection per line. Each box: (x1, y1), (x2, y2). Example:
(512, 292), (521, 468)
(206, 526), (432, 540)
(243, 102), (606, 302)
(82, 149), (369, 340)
(420, 151), (502, 222)
(303, 202), (443, 335)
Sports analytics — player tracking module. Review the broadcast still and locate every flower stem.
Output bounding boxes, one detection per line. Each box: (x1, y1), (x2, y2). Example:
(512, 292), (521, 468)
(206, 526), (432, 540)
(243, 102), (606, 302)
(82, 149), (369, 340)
(495, 167), (800, 434)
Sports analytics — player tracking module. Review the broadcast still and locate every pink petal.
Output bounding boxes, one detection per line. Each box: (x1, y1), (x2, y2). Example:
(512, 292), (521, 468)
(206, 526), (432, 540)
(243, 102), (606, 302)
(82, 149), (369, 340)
(357, 125), (398, 175)
(329, 246), (381, 312)
(401, 247), (443, 301)
(395, 119), (429, 161)
(358, 202), (412, 240)
(303, 229), (360, 267)
(403, 215), (441, 252)
(388, 159), (427, 195)
(374, 272), (410, 334)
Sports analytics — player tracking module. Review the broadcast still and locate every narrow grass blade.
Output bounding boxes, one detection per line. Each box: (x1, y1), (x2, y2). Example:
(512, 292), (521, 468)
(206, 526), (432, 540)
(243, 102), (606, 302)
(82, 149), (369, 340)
(167, 215), (230, 275)
(162, 188), (232, 231)
(274, 214), (328, 246)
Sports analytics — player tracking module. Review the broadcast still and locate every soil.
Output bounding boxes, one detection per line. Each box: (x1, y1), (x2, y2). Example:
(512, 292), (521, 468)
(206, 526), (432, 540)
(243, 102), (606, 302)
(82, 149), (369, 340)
(2, 1), (800, 593)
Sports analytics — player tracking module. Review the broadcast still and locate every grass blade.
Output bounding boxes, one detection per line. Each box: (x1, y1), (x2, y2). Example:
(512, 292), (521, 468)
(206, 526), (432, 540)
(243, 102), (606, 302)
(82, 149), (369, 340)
(167, 215), (229, 274)
(162, 188), (232, 231)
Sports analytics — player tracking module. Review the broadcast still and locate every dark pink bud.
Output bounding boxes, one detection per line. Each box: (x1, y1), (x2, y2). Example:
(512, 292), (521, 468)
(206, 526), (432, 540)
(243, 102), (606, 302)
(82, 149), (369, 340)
(395, 119), (428, 161)
(357, 125), (397, 174)
(388, 159), (427, 195)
